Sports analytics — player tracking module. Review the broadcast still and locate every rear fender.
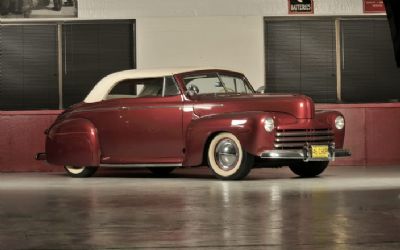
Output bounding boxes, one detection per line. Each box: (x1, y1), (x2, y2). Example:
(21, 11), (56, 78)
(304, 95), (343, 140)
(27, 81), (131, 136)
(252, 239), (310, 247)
(46, 118), (101, 166)
(183, 112), (274, 166)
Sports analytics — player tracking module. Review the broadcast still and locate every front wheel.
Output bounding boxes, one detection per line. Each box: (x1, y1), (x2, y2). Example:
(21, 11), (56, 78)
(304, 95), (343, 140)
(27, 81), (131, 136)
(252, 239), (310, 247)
(207, 132), (254, 180)
(64, 166), (98, 178)
(289, 161), (329, 178)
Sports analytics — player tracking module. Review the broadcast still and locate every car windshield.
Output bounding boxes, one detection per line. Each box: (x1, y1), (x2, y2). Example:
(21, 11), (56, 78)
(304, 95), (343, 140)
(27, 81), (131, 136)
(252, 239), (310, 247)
(183, 73), (254, 94)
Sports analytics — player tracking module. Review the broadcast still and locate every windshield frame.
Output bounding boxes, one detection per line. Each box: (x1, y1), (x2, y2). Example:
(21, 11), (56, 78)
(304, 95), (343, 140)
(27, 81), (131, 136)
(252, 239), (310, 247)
(177, 70), (255, 95)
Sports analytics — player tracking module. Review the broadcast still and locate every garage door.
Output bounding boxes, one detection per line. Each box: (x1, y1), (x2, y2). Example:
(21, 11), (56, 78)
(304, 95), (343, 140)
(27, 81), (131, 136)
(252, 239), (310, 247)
(265, 20), (337, 103)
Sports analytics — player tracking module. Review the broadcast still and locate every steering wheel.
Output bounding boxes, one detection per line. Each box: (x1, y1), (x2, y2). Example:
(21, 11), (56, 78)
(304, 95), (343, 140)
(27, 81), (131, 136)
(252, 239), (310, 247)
(187, 84), (200, 94)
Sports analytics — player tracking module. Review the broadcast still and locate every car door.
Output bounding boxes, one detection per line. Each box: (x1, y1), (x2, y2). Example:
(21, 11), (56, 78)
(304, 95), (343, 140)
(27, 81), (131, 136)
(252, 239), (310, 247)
(99, 76), (184, 164)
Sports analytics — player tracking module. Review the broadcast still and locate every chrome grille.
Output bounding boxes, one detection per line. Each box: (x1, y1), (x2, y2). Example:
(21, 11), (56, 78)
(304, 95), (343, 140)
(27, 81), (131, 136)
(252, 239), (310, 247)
(274, 129), (334, 149)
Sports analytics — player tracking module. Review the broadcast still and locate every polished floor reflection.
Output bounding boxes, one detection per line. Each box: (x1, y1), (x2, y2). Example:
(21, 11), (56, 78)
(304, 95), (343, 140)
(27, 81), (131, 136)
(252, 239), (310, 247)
(1, 166), (400, 249)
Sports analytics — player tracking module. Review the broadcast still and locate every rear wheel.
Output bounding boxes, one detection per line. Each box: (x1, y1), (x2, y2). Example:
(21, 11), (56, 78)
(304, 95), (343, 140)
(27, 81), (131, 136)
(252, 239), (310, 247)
(207, 132), (254, 180)
(148, 167), (176, 177)
(64, 166), (98, 178)
(289, 161), (329, 178)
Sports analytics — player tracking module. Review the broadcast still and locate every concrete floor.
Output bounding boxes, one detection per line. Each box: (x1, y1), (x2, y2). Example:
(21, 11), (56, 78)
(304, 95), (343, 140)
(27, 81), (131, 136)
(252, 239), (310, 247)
(1, 166), (400, 249)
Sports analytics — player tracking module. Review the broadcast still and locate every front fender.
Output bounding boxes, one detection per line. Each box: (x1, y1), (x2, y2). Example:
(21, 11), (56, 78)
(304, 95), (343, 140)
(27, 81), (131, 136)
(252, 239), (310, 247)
(315, 110), (346, 148)
(183, 112), (274, 166)
(46, 118), (101, 166)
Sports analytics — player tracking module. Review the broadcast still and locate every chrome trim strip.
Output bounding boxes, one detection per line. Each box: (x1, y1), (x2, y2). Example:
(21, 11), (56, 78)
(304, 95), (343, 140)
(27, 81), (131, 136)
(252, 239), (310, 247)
(276, 130), (333, 137)
(274, 142), (330, 148)
(275, 136), (334, 142)
(260, 150), (305, 159)
(123, 105), (183, 111)
(194, 104), (224, 109)
(162, 76), (166, 97)
(260, 148), (351, 161)
(75, 105), (183, 114)
(334, 149), (352, 157)
(100, 163), (182, 168)
(35, 153), (47, 161)
(75, 103), (225, 114)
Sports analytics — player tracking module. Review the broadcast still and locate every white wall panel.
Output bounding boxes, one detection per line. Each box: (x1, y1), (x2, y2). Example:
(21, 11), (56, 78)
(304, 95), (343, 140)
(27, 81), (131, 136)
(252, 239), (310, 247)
(137, 16), (265, 88)
(78, 0), (286, 19)
(72, 0), (384, 88)
(315, 0), (363, 16)
(77, 0), (382, 19)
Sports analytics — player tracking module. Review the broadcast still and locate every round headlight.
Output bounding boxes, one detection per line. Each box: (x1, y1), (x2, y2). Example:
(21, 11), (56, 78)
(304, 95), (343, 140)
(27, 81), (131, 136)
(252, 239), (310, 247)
(335, 116), (345, 130)
(264, 118), (275, 132)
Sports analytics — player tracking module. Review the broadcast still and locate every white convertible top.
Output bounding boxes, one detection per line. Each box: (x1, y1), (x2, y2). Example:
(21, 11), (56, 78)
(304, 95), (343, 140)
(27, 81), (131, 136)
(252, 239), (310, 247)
(84, 67), (209, 103)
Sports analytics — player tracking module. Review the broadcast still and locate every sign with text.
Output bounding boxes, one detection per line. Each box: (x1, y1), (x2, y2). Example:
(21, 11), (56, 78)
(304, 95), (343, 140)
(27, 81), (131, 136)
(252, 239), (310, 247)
(288, 0), (314, 14)
(363, 0), (386, 13)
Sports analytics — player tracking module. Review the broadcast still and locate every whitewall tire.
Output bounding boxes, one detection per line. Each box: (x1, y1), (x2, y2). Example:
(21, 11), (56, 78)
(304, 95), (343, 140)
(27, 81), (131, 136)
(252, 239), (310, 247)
(207, 132), (254, 180)
(64, 166), (98, 178)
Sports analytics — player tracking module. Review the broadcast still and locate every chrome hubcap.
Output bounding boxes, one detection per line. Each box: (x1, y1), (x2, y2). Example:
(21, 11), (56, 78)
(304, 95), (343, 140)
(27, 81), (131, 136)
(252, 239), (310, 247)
(215, 138), (239, 171)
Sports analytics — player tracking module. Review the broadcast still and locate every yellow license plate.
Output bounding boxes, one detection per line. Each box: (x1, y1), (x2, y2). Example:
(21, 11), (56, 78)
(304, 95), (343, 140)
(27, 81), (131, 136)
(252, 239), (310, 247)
(311, 145), (329, 159)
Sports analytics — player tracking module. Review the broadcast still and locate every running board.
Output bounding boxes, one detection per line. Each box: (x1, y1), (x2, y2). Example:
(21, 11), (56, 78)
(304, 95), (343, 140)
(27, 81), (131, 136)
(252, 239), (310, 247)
(100, 163), (182, 168)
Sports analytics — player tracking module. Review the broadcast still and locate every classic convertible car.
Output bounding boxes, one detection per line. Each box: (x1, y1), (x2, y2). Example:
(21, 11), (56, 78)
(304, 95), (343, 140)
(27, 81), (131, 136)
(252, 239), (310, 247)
(37, 68), (350, 180)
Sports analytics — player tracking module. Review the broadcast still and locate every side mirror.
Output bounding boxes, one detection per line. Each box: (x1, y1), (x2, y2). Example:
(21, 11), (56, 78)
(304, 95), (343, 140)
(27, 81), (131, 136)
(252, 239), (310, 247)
(256, 86), (266, 94)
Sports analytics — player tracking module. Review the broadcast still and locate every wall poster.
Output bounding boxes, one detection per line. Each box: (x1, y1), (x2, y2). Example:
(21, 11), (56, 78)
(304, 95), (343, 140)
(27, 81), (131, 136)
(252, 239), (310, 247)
(0, 0), (78, 18)
(363, 0), (386, 13)
(288, 0), (314, 15)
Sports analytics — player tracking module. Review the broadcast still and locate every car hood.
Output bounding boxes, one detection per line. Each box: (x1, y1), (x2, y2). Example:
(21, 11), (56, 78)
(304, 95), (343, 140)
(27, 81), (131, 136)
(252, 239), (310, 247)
(192, 93), (315, 119)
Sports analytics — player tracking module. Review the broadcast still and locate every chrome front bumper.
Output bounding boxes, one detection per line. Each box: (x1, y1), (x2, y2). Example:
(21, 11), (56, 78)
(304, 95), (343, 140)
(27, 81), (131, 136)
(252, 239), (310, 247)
(260, 146), (351, 162)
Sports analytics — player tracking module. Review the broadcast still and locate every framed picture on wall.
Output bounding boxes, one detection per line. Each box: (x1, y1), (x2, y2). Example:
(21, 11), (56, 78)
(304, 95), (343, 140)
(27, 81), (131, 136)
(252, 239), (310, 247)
(363, 0), (386, 13)
(288, 0), (314, 14)
(0, 0), (78, 18)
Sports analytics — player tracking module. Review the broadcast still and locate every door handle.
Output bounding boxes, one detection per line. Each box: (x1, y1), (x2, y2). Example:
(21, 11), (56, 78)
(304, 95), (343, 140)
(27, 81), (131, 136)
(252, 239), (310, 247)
(119, 106), (128, 111)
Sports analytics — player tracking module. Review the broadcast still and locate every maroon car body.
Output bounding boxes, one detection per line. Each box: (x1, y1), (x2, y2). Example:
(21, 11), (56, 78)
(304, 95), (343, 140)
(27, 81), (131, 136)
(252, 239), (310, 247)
(38, 68), (350, 180)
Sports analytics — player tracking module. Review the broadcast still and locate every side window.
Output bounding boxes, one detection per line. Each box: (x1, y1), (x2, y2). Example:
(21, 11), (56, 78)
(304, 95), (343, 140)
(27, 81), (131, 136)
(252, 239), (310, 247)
(183, 73), (223, 94)
(220, 75), (249, 93)
(109, 80), (137, 97)
(137, 78), (163, 97)
(164, 76), (181, 96)
(107, 78), (164, 100)
(107, 77), (181, 99)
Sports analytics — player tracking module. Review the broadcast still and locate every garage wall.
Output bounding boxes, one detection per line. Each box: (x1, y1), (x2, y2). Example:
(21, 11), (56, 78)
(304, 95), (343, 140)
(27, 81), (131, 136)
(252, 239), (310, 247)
(75, 0), (372, 18)
(76, 0), (383, 88)
(2, 0), (384, 89)
(317, 103), (400, 166)
(136, 17), (265, 88)
(0, 111), (63, 172)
